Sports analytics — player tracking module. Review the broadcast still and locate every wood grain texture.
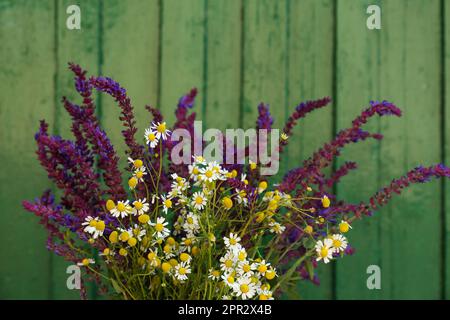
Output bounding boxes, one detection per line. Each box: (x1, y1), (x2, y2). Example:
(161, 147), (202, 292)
(0, 0), (55, 299)
(286, 0), (335, 299)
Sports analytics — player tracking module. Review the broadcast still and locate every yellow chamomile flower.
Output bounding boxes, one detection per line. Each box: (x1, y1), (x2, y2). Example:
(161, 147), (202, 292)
(82, 216), (105, 239)
(161, 194), (173, 214)
(258, 181), (268, 193)
(77, 258), (95, 267)
(249, 160), (257, 170)
(268, 221), (286, 235)
(330, 234), (348, 253)
(150, 217), (170, 239)
(315, 238), (334, 264)
(233, 277), (256, 300)
(304, 225), (313, 235)
(220, 251), (236, 272)
(191, 191), (207, 210)
(128, 158), (143, 170)
(151, 121), (171, 140)
(109, 230), (118, 243)
(105, 199), (115, 211)
(280, 132), (289, 141)
(132, 198), (149, 216)
(265, 268), (277, 280)
(222, 196), (233, 210)
(256, 260), (271, 276)
(183, 212), (200, 235)
(208, 269), (221, 281)
(110, 200), (132, 218)
(144, 127), (159, 148)
(321, 195), (331, 208)
(339, 220), (352, 233)
(134, 167), (147, 182)
(174, 262), (191, 281)
(128, 177), (138, 190)
(224, 233), (241, 249)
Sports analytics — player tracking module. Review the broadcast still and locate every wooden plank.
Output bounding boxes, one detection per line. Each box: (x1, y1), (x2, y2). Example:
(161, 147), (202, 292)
(204, 0), (241, 130)
(0, 0), (54, 299)
(53, 0), (101, 299)
(242, 0), (288, 175)
(101, 0), (160, 173)
(336, 0), (442, 299)
(286, 0), (335, 300)
(334, 0), (383, 299)
(445, 0), (450, 300)
(377, 0), (442, 299)
(159, 0), (205, 124)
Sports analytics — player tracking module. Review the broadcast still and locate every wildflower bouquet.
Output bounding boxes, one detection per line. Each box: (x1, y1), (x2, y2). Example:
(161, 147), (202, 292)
(23, 64), (450, 300)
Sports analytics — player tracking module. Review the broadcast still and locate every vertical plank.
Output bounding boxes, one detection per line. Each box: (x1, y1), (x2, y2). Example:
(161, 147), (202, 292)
(159, 0), (205, 124)
(445, 0), (450, 300)
(53, 0), (101, 299)
(0, 0), (54, 299)
(378, 0), (442, 299)
(242, 0), (288, 174)
(286, 0), (335, 299)
(204, 0), (241, 130)
(335, 0), (382, 299)
(101, 0), (160, 172)
(336, 0), (442, 299)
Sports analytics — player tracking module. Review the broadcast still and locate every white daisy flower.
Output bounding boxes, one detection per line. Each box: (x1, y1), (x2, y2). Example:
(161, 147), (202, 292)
(237, 261), (256, 276)
(110, 200), (132, 218)
(128, 157), (144, 170)
(259, 290), (274, 300)
(233, 277), (256, 300)
(315, 238), (334, 264)
(208, 269), (221, 281)
(151, 121), (171, 140)
(77, 258), (95, 267)
(82, 216), (105, 239)
(145, 127), (159, 148)
(221, 272), (236, 287)
(192, 155), (207, 166)
(235, 189), (248, 206)
(221, 295), (231, 300)
(220, 251), (237, 272)
(174, 262), (191, 281)
(268, 221), (286, 234)
(161, 194), (173, 214)
(256, 260), (271, 276)
(134, 166), (147, 182)
(224, 233), (241, 250)
(182, 212), (200, 235)
(131, 224), (146, 241)
(191, 191), (207, 210)
(150, 217), (170, 239)
(132, 198), (149, 216)
(330, 234), (348, 253)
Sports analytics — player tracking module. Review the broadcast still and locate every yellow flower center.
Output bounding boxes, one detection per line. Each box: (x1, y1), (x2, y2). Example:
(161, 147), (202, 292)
(238, 252), (246, 261)
(180, 253), (190, 262)
(138, 214), (150, 224)
(240, 284), (249, 294)
(89, 220), (97, 228)
(136, 171), (144, 179)
(231, 170), (238, 178)
(119, 232), (130, 242)
(134, 159), (143, 168)
(147, 252), (156, 261)
(155, 223), (164, 232)
(258, 265), (267, 274)
(322, 195), (331, 208)
(243, 264), (251, 273)
(127, 237), (137, 247)
(258, 181), (267, 191)
(229, 238), (237, 245)
(212, 270), (220, 277)
(117, 202), (126, 212)
(195, 196), (203, 205)
(106, 200), (115, 211)
(304, 225), (313, 234)
(184, 239), (192, 246)
(147, 133), (156, 141)
(119, 248), (127, 256)
(167, 237), (176, 246)
(192, 246), (199, 256)
(333, 239), (342, 248)
(134, 201), (143, 210)
(227, 276), (235, 284)
(222, 197), (233, 209)
(103, 248), (110, 255)
(224, 259), (233, 268)
(193, 167), (199, 175)
(157, 123), (166, 133)
(178, 267), (186, 275)
(205, 170), (213, 178)
(259, 294), (268, 300)
(169, 259), (178, 267)
(82, 258), (90, 266)
(265, 270), (276, 280)
(95, 220), (105, 231)
(109, 231), (118, 243)
(164, 199), (172, 208)
(128, 177), (138, 189)
(161, 262), (171, 273)
(339, 222), (350, 233)
(320, 247), (329, 258)
(163, 244), (172, 253)
(187, 217), (194, 224)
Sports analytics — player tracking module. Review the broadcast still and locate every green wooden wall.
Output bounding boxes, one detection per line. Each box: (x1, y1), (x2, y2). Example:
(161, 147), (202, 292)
(0, 0), (449, 299)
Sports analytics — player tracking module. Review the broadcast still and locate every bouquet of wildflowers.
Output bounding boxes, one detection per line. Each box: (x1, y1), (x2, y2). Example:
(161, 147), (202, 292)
(23, 63), (450, 300)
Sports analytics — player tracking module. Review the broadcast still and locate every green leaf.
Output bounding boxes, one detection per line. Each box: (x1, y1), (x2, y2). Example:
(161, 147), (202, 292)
(305, 259), (314, 280)
(110, 279), (122, 294)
